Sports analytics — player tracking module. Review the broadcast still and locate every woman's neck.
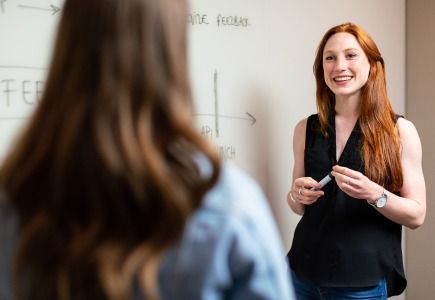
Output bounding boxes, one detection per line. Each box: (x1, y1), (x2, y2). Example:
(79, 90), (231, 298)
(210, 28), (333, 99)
(334, 94), (360, 119)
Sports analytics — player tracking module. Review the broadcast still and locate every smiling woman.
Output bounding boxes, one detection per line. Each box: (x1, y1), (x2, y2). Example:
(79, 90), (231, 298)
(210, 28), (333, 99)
(322, 32), (371, 99)
(286, 22), (426, 299)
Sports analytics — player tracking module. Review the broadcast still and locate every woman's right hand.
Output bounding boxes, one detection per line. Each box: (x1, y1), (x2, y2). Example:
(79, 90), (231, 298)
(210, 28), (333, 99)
(289, 177), (324, 206)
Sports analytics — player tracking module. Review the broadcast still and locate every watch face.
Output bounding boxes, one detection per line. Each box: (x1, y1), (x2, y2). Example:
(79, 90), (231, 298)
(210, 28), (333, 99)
(376, 195), (387, 208)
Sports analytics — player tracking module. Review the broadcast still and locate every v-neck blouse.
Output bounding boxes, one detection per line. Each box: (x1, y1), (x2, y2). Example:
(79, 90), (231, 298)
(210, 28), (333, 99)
(287, 113), (406, 297)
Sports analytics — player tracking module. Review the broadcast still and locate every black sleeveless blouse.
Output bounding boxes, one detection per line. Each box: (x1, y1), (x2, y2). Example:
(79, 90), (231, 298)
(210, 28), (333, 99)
(287, 113), (406, 297)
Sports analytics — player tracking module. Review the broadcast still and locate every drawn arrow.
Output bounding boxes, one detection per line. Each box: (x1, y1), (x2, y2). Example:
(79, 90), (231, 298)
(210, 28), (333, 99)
(245, 112), (256, 125)
(193, 69), (258, 138)
(216, 112), (256, 125)
(18, 4), (60, 15)
(193, 112), (257, 125)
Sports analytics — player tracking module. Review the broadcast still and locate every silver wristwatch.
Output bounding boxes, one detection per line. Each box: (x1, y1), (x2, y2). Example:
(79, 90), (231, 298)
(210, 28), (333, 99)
(368, 190), (387, 208)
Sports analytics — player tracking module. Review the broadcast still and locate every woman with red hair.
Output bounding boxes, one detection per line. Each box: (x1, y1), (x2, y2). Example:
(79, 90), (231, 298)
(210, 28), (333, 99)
(287, 22), (426, 299)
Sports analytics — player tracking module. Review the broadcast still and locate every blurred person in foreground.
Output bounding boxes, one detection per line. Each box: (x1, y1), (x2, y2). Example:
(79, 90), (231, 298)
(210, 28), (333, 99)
(0, 0), (294, 299)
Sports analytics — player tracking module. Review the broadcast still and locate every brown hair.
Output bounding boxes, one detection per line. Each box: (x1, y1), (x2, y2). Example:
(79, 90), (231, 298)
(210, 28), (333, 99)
(313, 22), (402, 191)
(0, 0), (220, 299)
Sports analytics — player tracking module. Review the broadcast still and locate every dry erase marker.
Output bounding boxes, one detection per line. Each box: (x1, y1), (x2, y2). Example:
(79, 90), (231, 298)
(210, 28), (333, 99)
(311, 172), (332, 190)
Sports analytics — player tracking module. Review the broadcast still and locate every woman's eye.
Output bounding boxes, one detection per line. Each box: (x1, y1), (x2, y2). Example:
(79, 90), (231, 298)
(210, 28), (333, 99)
(347, 53), (357, 59)
(324, 56), (334, 61)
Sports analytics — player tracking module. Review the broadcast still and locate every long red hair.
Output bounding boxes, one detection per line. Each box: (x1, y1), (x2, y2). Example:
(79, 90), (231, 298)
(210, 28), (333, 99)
(313, 22), (402, 191)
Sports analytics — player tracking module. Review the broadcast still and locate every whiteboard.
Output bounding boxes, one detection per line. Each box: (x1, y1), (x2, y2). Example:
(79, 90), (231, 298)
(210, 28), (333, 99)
(0, 0), (405, 251)
(187, 0), (406, 251)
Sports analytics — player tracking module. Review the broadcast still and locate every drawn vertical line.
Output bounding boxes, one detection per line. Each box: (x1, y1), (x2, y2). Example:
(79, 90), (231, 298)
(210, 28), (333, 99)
(0, 0), (6, 13)
(214, 69), (219, 138)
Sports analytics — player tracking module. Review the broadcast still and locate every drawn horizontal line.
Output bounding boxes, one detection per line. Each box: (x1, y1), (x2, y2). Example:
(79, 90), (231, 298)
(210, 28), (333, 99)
(193, 112), (256, 125)
(17, 4), (61, 15)
(194, 113), (250, 120)
(0, 116), (28, 120)
(0, 65), (47, 70)
(18, 4), (48, 10)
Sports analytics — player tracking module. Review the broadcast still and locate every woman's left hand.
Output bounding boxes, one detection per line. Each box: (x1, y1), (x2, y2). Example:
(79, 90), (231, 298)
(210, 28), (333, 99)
(331, 165), (382, 201)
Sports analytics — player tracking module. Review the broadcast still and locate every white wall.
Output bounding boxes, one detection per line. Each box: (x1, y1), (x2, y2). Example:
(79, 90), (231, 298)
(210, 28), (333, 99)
(406, 0), (435, 299)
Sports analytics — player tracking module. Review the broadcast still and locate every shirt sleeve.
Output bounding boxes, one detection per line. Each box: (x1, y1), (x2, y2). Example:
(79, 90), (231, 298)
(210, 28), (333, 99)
(222, 175), (294, 300)
(158, 164), (295, 300)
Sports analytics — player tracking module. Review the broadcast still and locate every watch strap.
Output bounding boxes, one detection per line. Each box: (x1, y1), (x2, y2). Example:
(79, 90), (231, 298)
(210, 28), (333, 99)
(367, 189), (387, 208)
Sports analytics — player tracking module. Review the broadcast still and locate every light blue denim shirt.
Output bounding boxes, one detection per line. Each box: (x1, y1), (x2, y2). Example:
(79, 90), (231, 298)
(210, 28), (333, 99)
(0, 162), (294, 299)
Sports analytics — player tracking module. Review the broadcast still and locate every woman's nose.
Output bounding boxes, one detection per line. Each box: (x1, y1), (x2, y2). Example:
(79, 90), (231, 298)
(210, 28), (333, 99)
(334, 56), (347, 71)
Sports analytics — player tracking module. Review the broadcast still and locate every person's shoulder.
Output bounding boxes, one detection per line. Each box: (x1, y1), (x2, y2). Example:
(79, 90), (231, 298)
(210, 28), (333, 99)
(158, 162), (293, 299)
(217, 162), (261, 198)
(197, 162), (284, 254)
(191, 155), (270, 228)
(294, 115), (317, 144)
(397, 117), (420, 139)
(202, 162), (268, 220)
(396, 117), (422, 151)
(186, 161), (279, 248)
(295, 113), (319, 131)
(397, 116), (416, 131)
(295, 117), (307, 130)
(296, 115), (314, 128)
